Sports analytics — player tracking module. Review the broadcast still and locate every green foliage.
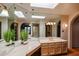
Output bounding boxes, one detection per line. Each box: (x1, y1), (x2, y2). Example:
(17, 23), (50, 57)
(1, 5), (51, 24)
(3, 30), (12, 43)
(20, 29), (28, 41)
(3, 29), (15, 43)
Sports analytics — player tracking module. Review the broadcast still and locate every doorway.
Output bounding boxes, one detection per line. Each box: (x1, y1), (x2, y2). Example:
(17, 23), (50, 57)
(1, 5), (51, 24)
(72, 16), (79, 48)
(45, 25), (52, 37)
(21, 23), (31, 35)
(10, 22), (18, 41)
(57, 21), (61, 37)
(0, 22), (1, 39)
(32, 24), (39, 37)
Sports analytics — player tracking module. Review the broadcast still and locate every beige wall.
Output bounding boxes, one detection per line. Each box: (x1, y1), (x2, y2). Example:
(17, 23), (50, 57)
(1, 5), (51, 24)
(68, 12), (79, 48)
(39, 20), (45, 37)
(61, 15), (69, 40)
(0, 17), (8, 39)
(60, 12), (79, 48)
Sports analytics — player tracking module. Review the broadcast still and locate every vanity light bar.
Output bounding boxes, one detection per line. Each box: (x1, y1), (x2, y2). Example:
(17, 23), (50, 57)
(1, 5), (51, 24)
(46, 22), (56, 25)
(32, 15), (45, 19)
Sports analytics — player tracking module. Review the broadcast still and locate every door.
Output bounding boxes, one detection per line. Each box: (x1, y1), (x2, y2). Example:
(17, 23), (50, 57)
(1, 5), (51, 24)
(32, 24), (39, 37)
(46, 25), (52, 37)
(72, 16), (79, 48)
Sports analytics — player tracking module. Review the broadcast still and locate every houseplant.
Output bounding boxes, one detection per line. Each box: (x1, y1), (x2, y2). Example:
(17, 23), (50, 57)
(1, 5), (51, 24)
(3, 30), (13, 46)
(20, 29), (28, 44)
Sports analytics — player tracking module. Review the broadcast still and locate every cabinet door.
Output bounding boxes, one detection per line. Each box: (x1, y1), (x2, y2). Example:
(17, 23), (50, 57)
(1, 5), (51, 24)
(55, 42), (62, 55)
(49, 43), (55, 55)
(61, 42), (67, 53)
(41, 43), (49, 56)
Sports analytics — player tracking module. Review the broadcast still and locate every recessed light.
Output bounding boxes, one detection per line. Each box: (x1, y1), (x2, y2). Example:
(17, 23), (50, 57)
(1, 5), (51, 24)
(32, 15), (45, 19)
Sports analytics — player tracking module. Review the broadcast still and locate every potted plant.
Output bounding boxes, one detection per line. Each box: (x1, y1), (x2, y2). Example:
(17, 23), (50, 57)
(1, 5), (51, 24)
(20, 29), (28, 44)
(3, 30), (13, 46)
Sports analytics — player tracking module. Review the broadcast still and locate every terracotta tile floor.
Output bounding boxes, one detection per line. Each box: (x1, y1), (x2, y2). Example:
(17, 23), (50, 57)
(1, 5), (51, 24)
(63, 48), (79, 56)
(32, 48), (79, 56)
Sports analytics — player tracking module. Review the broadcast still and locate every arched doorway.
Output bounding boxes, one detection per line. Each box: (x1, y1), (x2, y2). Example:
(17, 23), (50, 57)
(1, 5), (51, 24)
(10, 22), (18, 41)
(71, 15), (79, 48)
(57, 21), (61, 37)
(21, 23), (31, 35)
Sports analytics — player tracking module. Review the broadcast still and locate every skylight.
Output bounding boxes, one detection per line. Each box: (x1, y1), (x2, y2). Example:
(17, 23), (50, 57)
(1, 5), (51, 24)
(0, 9), (9, 17)
(14, 11), (25, 18)
(31, 3), (58, 9)
(32, 15), (45, 19)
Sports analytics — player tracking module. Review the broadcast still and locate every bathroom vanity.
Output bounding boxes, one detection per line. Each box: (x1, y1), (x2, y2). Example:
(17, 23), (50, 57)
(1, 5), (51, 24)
(5, 37), (67, 56)
(39, 37), (67, 56)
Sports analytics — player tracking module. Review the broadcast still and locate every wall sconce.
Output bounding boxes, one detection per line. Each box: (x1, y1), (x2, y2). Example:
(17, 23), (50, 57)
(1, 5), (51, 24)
(64, 24), (68, 28)
(62, 24), (68, 32)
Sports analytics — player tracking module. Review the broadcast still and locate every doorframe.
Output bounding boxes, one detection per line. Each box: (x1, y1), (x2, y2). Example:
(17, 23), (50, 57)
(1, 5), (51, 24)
(70, 13), (79, 48)
(57, 21), (61, 37)
(0, 22), (1, 39)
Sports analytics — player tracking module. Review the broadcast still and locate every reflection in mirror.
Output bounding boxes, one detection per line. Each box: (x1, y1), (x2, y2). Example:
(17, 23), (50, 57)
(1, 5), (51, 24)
(0, 3), (61, 41)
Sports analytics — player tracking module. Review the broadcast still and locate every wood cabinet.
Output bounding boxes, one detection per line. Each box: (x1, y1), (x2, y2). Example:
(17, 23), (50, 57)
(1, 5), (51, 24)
(41, 43), (49, 56)
(61, 42), (68, 54)
(54, 42), (62, 55)
(48, 43), (55, 55)
(41, 41), (67, 56)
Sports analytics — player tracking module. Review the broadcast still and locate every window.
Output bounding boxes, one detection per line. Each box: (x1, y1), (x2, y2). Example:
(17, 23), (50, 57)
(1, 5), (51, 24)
(14, 11), (25, 18)
(31, 3), (58, 9)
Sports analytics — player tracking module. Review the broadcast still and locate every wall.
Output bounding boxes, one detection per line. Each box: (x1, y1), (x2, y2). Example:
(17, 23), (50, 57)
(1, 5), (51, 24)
(39, 20), (45, 37)
(60, 14), (79, 48)
(0, 17), (8, 39)
(61, 15), (69, 40)
(8, 18), (14, 29)
(68, 12), (79, 48)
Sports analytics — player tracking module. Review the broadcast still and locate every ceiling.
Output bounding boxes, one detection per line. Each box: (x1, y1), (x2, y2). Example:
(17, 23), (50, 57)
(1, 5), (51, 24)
(0, 3), (79, 22)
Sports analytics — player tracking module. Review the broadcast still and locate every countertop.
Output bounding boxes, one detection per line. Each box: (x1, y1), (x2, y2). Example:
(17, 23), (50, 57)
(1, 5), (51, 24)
(0, 37), (67, 56)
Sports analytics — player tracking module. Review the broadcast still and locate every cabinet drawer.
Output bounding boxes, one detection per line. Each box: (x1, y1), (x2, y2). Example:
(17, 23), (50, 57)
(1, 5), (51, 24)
(54, 42), (62, 54)
(41, 47), (49, 56)
(61, 42), (68, 53)
(49, 47), (55, 55)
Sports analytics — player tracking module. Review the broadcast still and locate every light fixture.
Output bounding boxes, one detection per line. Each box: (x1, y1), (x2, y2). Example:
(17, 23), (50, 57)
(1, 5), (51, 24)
(14, 11), (25, 18)
(0, 9), (9, 17)
(46, 22), (56, 25)
(46, 22), (50, 25)
(31, 3), (59, 9)
(64, 24), (68, 27)
(53, 22), (56, 25)
(32, 15), (45, 19)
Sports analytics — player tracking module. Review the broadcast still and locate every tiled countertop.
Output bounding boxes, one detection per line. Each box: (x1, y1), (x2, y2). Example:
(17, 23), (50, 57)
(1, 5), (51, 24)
(0, 37), (67, 56)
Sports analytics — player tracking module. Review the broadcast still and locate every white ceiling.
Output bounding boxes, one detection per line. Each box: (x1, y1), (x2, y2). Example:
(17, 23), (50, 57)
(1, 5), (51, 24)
(0, 3), (79, 23)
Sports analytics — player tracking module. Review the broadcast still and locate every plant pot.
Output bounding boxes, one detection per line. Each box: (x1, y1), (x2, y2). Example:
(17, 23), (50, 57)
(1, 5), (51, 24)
(21, 41), (28, 45)
(21, 41), (24, 44)
(6, 42), (11, 46)
(11, 41), (15, 45)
